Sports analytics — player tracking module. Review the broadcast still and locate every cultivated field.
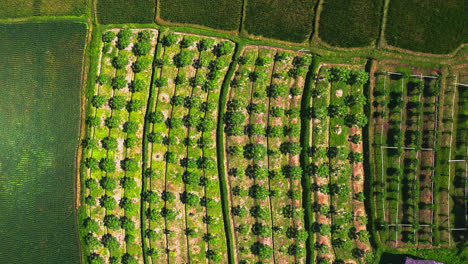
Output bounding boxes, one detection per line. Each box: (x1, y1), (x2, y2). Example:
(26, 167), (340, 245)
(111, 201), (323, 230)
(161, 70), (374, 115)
(82, 28), (158, 263)
(318, 0), (383, 47)
(370, 64), (468, 250)
(224, 47), (311, 263)
(243, 0), (316, 43)
(143, 32), (234, 263)
(0, 0), (88, 18)
(97, 0), (155, 24)
(158, 0), (242, 31)
(0, 22), (87, 263)
(385, 0), (468, 54)
(309, 65), (372, 263)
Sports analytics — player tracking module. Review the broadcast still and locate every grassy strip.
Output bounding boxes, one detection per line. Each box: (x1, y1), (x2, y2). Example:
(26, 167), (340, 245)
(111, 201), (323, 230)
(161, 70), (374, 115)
(77, 24), (102, 264)
(300, 56), (320, 264)
(140, 35), (163, 264)
(216, 42), (243, 264)
(362, 60), (385, 257)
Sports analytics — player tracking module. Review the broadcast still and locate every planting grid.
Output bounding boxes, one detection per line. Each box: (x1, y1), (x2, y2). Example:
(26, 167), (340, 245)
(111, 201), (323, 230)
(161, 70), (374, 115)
(372, 71), (441, 247)
(438, 77), (468, 246)
(372, 69), (468, 248)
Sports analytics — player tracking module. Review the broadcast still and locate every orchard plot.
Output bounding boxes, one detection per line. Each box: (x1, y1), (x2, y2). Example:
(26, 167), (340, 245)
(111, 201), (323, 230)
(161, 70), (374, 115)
(82, 28), (158, 264)
(224, 46), (311, 263)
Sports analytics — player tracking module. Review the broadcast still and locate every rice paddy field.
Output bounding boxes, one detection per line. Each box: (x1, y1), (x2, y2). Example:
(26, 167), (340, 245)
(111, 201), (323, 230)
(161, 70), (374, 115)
(243, 0), (316, 43)
(158, 0), (242, 31)
(0, 0), (88, 18)
(318, 0), (383, 47)
(0, 21), (87, 263)
(385, 0), (468, 54)
(97, 0), (155, 25)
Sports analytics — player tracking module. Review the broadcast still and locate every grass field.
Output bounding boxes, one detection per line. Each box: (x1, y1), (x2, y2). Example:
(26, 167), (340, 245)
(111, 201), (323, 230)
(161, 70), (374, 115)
(385, 0), (468, 54)
(0, 0), (88, 18)
(0, 21), (86, 263)
(97, 0), (155, 24)
(318, 0), (383, 47)
(159, 0), (243, 31)
(243, 0), (316, 43)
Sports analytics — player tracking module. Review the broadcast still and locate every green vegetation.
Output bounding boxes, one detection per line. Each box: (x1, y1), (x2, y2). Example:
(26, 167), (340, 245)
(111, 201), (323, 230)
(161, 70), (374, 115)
(97, 0), (155, 24)
(244, 0), (316, 43)
(385, 0), (468, 54)
(0, 0), (88, 18)
(159, 0), (243, 31)
(318, 0), (383, 47)
(0, 21), (86, 263)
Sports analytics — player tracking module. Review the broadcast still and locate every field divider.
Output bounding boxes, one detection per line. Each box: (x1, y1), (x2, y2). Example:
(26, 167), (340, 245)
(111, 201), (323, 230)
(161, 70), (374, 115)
(264, 51), (279, 263)
(140, 35), (163, 264)
(216, 43), (242, 264)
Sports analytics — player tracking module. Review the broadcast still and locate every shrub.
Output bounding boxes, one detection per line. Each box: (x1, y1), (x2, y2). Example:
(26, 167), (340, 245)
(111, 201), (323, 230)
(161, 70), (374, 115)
(86, 116), (100, 127)
(113, 54), (130, 69)
(345, 113), (368, 127)
(214, 41), (234, 56)
(244, 143), (267, 160)
(132, 58), (151, 73)
(133, 40), (152, 56)
(252, 223), (272, 238)
(101, 137), (118, 150)
(249, 184), (269, 200)
(100, 176), (117, 191)
(102, 31), (116, 43)
(109, 96), (126, 110)
(123, 121), (139, 133)
(119, 197), (136, 211)
(198, 38), (215, 51)
(251, 242), (273, 259)
(160, 207), (177, 220)
(267, 83), (289, 98)
(250, 206), (269, 220)
(104, 214), (121, 230)
(232, 206), (248, 217)
(105, 116), (121, 129)
(280, 142), (302, 155)
(181, 192), (199, 206)
(101, 234), (120, 251)
(126, 99), (144, 112)
(84, 218), (100, 233)
(173, 50), (194, 67)
(120, 216), (135, 231)
(100, 195), (117, 210)
(162, 33), (178, 47)
(148, 111), (164, 123)
(161, 191), (176, 202)
(91, 95), (106, 108)
(121, 176), (137, 189)
(99, 158), (116, 172)
(85, 233), (101, 250)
